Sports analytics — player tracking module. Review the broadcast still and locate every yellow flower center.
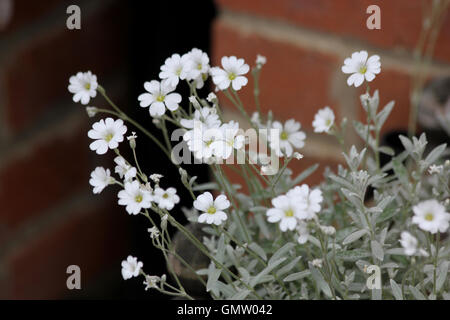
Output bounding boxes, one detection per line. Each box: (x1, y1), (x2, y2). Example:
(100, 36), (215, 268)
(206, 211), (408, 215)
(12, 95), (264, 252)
(135, 194), (143, 203)
(228, 72), (236, 80)
(176, 68), (182, 76)
(326, 119), (332, 126)
(359, 65), (367, 74)
(197, 63), (203, 70)
(157, 95), (165, 102)
(207, 206), (216, 214)
(285, 209), (294, 217)
(84, 82), (91, 90)
(104, 133), (113, 142)
(280, 131), (288, 140)
(163, 193), (169, 199)
(425, 213), (434, 221)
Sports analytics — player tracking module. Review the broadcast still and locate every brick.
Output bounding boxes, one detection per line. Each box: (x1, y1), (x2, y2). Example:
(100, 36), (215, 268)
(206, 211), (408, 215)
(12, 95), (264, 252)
(0, 121), (90, 230)
(212, 19), (340, 130)
(3, 1), (129, 134)
(0, 0), (62, 35)
(5, 200), (129, 299)
(216, 0), (450, 64)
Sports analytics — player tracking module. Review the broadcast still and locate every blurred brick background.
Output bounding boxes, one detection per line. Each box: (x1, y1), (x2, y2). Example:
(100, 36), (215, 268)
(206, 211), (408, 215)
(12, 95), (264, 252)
(0, 0), (449, 299)
(213, 0), (450, 184)
(0, 0), (133, 299)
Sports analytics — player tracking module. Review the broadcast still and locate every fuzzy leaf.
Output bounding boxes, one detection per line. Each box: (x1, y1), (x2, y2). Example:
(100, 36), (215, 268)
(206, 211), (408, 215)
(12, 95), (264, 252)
(371, 240), (384, 261)
(283, 270), (311, 282)
(343, 229), (369, 245)
(268, 243), (295, 266)
(390, 279), (403, 300)
(408, 285), (426, 300)
(249, 242), (267, 262)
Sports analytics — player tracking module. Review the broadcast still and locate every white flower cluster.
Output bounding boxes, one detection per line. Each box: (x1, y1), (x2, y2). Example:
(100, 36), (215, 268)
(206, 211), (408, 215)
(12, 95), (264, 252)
(266, 184), (323, 240)
(181, 106), (245, 161)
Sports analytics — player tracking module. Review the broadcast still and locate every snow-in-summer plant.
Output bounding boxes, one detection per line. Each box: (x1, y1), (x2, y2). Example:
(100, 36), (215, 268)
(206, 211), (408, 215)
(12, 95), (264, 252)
(71, 48), (450, 300)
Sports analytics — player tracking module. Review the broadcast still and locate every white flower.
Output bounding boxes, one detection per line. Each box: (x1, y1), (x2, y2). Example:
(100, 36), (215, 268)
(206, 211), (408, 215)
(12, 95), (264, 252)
(185, 48), (210, 89)
(184, 123), (223, 160)
(320, 225), (336, 236)
(89, 167), (113, 194)
(138, 80), (181, 117)
(114, 156), (137, 181)
(210, 56), (249, 91)
(428, 164), (443, 175)
(88, 118), (127, 155)
(313, 106), (335, 133)
(180, 107), (220, 130)
(267, 195), (306, 232)
(412, 199), (450, 234)
(311, 259), (323, 268)
(118, 180), (153, 215)
(86, 106), (98, 118)
(68, 71), (98, 105)
(207, 92), (217, 103)
(256, 54), (267, 67)
(194, 192), (230, 225)
(148, 226), (160, 239)
(149, 173), (164, 184)
(159, 53), (192, 88)
(293, 152), (304, 160)
(270, 119), (306, 157)
(399, 231), (418, 256)
(153, 187), (180, 210)
(143, 275), (160, 290)
(121, 255), (143, 280)
(211, 121), (245, 159)
(341, 51), (381, 87)
(296, 220), (309, 244)
(287, 185), (323, 220)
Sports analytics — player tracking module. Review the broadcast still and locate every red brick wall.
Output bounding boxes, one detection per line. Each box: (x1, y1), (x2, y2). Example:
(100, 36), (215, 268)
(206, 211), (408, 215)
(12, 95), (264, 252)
(0, 0), (131, 299)
(213, 0), (450, 184)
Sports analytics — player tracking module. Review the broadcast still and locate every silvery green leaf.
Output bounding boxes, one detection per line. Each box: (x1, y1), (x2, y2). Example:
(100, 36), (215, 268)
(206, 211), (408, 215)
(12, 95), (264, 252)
(247, 259), (258, 272)
(215, 234), (226, 264)
(196, 268), (209, 276)
(341, 188), (362, 209)
(342, 229), (369, 245)
(386, 248), (405, 256)
(192, 182), (219, 191)
(375, 101), (394, 130)
(268, 243), (295, 265)
(336, 226), (358, 243)
(216, 281), (236, 298)
(436, 260), (449, 292)
(428, 293), (436, 300)
(381, 262), (399, 269)
(408, 285), (426, 300)
(188, 176), (197, 187)
(229, 289), (251, 300)
(207, 267), (222, 295)
(399, 135), (413, 153)
(291, 164), (319, 187)
(371, 240), (384, 261)
(378, 146), (395, 156)
(238, 267), (250, 283)
(250, 258), (286, 287)
(276, 256), (302, 277)
(283, 270), (311, 282)
(390, 279), (403, 300)
(329, 174), (354, 190)
(336, 249), (371, 262)
(379, 227), (388, 245)
(249, 242), (267, 261)
(254, 214), (271, 239)
(424, 143), (447, 166)
(443, 292), (450, 300)
(309, 263), (332, 298)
